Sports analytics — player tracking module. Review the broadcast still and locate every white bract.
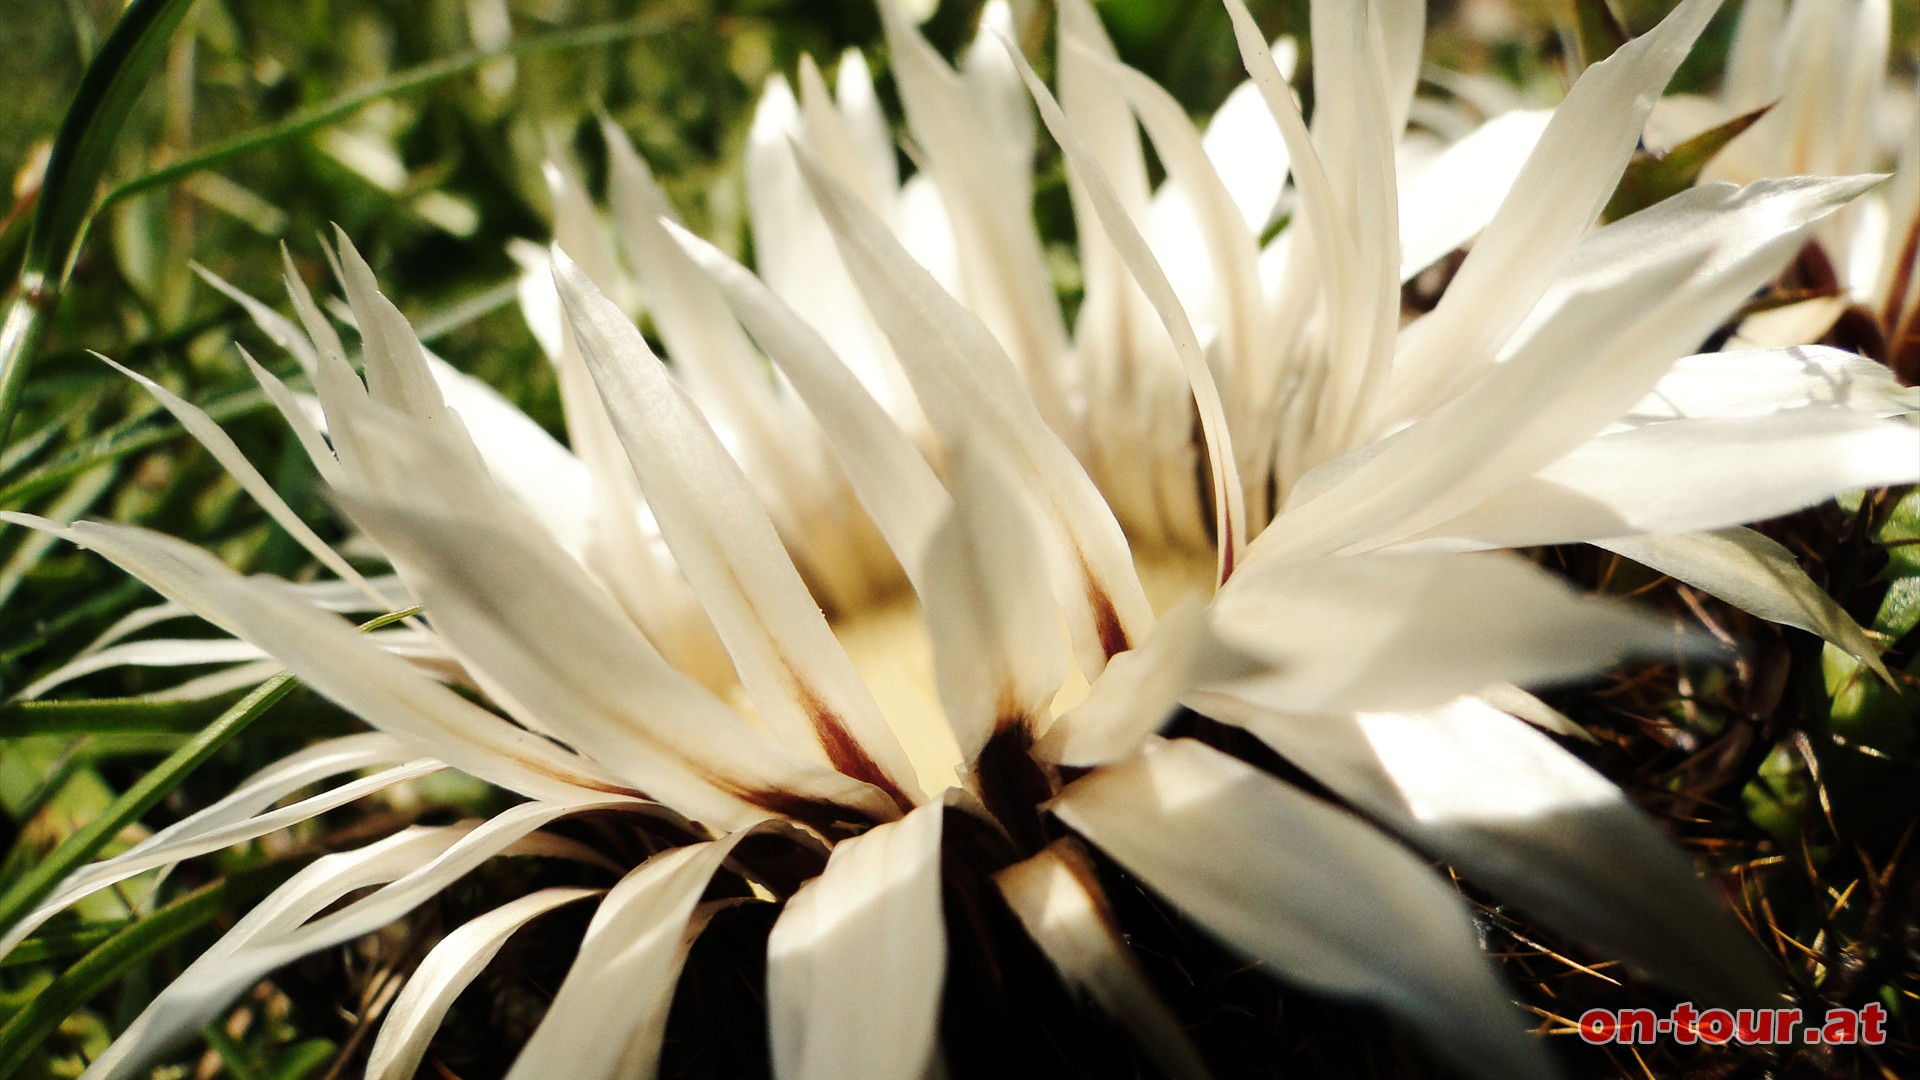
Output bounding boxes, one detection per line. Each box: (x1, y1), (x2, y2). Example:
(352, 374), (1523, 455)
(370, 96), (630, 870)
(8, 1), (1918, 1078)
(1649, 0), (1919, 370)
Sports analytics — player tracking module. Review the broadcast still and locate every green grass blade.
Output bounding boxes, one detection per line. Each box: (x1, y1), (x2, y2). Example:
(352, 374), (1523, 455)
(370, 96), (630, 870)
(0, 861), (298, 1077)
(0, 607), (418, 943)
(94, 18), (676, 222)
(0, 461), (117, 608)
(0, 0), (204, 446)
(0, 921), (128, 968)
(0, 290), (51, 452)
(0, 386), (105, 482)
(0, 388), (265, 508)
(0, 672), (295, 941)
(27, 0), (201, 287)
(261, 1038), (338, 1080)
(1, 695), (235, 739)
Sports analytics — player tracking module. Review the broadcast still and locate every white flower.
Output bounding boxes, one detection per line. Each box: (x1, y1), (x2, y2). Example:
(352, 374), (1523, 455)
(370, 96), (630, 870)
(5, 1), (1917, 1079)
(1649, 0), (1919, 371)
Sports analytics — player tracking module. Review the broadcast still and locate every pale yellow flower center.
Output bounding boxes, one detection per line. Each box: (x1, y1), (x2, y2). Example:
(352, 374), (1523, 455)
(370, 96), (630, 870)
(832, 548), (1217, 795)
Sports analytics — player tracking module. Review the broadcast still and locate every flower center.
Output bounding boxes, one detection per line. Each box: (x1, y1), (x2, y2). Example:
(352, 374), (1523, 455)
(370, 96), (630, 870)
(829, 547), (1217, 797)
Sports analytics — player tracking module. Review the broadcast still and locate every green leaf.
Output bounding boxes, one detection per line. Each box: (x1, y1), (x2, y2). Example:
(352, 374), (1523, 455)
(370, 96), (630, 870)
(0, 861), (298, 1078)
(1603, 105), (1771, 223)
(0, 577), (147, 667)
(3, 739), (87, 826)
(0, 0), (204, 445)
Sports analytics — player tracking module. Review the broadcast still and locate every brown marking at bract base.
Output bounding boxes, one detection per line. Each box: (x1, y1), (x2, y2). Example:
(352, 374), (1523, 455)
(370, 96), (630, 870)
(733, 785), (874, 843)
(1218, 531), (1236, 584)
(728, 828), (830, 899)
(1078, 557), (1131, 661)
(1882, 218), (1920, 386)
(681, 754), (882, 839)
(1890, 317), (1920, 387)
(531, 764), (646, 801)
(498, 720), (647, 800)
(1881, 213), (1920, 342)
(972, 720), (1058, 861)
(1787, 239), (1842, 297)
(1828, 304), (1890, 366)
(782, 660), (915, 814)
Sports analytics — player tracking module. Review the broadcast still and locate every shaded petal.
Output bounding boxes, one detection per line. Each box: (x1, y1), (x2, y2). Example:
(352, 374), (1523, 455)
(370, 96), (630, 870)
(331, 229), (446, 421)
(82, 824), (476, 1079)
(767, 799), (947, 1080)
(745, 75), (920, 422)
(98, 354), (379, 603)
(1296, 0), (1404, 441)
(1037, 598), (1261, 767)
(1196, 694), (1780, 1009)
(36, 575), (409, 679)
(1633, 346), (1920, 420)
(367, 886), (602, 1080)
(508, 241), (736, 691)
(341, 496), (899, 828)
(1397, 110), (1552, 281)
(994, 840), (1211, 1080)
(0, 734), (429, 960)
(1057, 0), (1199, 552)
(1015, 38), (1248, 580)
(879, 1), (1071, 429)
(506, 828), (780, 1080)
(1371, 0), (1427, 140)
(1221, 0), (1364, 399)
(15, 635), (269, 700)
(235, 347), (343, 487)
(600, 121), (880, 609)
(1265, 176), (1877, 561)
(1476, 682), (1587, 740)
(1203, 73), (1294, 234)
(424, 353), (596, 557)
(1052, 739), (1556, 1080)
(155, 803), (609, 1074)
(665, 220), (951, 596)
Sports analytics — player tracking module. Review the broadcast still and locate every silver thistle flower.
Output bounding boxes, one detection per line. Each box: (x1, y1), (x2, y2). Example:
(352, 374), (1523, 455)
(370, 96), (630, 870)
(5, 1), (1918, 1078)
